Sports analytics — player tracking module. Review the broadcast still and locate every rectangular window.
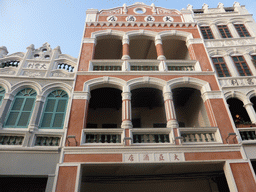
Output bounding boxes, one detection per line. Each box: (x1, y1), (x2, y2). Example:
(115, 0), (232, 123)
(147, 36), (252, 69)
(251, 55), (256, 67)
(217, 25), (232, 38)
(200, 26), (214, 39)
(232, 56), (252, 76)
(212, 57), (231, 77)
(234, 24), (250, 37)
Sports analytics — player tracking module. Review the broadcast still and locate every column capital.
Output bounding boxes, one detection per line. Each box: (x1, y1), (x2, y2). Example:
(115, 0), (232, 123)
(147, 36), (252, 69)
(122, 35), (129, 45)
(122, 92), (131, 100)
(83, 38), (97, 45)
(163, 92), (173, 101)
(4, 93), (14, 101)
(73, 92), (91, 100)
(36, 95), (45, 102)
(244, 102), (253, 108)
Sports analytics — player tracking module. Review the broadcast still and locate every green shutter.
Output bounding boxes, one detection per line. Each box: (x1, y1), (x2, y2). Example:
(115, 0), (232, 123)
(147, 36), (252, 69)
(40, 90), (68, 129)
(4, 88), (37, 128)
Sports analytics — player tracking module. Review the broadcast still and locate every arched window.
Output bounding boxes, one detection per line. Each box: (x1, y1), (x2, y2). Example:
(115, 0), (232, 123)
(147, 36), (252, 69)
(40, 90), (68, 129)
(4, 88), (37, 128)
(0, 86), (6, 105)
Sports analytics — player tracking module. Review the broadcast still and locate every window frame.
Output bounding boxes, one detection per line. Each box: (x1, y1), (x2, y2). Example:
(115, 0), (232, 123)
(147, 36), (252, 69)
(4, 88), (37, 128)
(232, 56), (252, 76)
(200, 26), (215, 39)
(234, 24), (251, 37)
(211, 57), (231, 77)
(217, 25), (232, 38)
(0, 86), (6, 106)
(39, 90), (68, 129)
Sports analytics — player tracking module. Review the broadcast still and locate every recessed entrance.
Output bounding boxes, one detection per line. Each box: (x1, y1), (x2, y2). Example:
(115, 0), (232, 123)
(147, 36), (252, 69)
(80, 162), (229, 192)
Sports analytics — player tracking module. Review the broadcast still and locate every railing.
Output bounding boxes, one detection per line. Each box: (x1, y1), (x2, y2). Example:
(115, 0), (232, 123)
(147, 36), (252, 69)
(35, 136), (61, 146)
(89, 60), (199, 72)
(83, 129), (123, 144)
(168, 66), (194, 71)
(132, 128), (171, 144)
(93, 66), (121, 71)
(0, 135), (24, 145)
(239, 130), (256, 141)
(131, 66), (158, 71)
(178, 128), (220, 143)
(57, 63), (74, 72)
(0, 61), (20, 68)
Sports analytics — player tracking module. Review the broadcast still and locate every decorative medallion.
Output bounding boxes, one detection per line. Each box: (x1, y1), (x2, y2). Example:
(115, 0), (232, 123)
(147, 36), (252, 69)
(163, 16), (174, 22)
(126, 15), (136, 22)
(107, 15), (117, 22)
(144, 15), (155, 22)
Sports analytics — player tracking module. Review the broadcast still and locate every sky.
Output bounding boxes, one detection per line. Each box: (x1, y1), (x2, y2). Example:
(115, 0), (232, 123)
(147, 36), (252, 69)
(1, 0), (256, 58)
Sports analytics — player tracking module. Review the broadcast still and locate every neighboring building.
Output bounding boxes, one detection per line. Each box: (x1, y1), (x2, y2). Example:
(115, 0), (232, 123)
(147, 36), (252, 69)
(0, 43), (77, 191)
(192, 1), (256, 186)
(53, 2), (256, 192)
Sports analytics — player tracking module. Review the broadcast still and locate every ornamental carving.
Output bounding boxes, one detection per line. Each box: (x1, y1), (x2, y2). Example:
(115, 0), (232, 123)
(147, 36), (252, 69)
(26, 63), (48, 70)
(107, 15), (117, 22)
(52, 72), (68, 77)
(219, 77), (256, 87)
(101, 9), (120, 14)
(23, 71), (44, 77)
(0, 70), (16, 75)
(158, 9), (172, 14)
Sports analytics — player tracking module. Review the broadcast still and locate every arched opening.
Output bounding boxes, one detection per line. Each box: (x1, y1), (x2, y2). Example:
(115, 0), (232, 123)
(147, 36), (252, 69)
(250, 96), (256, 112)
(94, 36), (122, 59)
(227, 98), (251, 126)
(162, 38), (190, 60)
(129, 36), (157, 59)
(87, 88), (122, 128)
(173, 87), (210, 127)
(131, 88), (166, 128)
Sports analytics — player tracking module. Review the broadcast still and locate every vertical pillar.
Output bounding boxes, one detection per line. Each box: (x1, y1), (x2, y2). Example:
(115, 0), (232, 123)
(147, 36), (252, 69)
(244, 102), (256, 124)
(210, 23), (221, 39)
(28, 95), (45, 132)
(83, 92), (91, 128)
(0, 93), (13, 128)
(163, 89), (178, 128)
(155, 35), (167, 71)
(227, 22), (240, 38)
(224, 55), (240, 77)
(121, 92), (132, 145)
(55, 166), (79, 192)
(122, 35), (130, 71)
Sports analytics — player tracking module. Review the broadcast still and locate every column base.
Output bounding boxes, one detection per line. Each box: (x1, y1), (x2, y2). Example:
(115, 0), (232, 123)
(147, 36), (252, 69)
(157, 55), (166, 60)
(167, 120), (179, 128)
(121, 120), (133, 129)
(122, 55), (130, 60)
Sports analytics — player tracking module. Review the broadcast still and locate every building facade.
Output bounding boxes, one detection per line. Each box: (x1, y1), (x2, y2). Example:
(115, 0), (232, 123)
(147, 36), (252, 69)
(53, 2), (256, 192)
(1, 2), (256, 192)
(0, 43), (77, 191)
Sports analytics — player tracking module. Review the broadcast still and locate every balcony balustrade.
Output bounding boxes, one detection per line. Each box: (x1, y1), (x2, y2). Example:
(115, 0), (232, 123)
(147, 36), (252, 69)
(89, 60), (199, 72)
(131, 128), (171, 144)
(35, 136), (61, 146)
(83, 129), (123, 144)
(0, 135), (24, 145)
(178, 127), (220, 143)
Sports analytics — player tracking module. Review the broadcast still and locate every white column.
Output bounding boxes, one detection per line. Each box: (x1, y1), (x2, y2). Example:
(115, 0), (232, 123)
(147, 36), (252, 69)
(121, 92), (132, 128)
(122, 35), (130, 71)
(210, 23), (222, 39)
(223, 55), (239, 77)
(28, 95), (45, 132)
(227, 22), (240, 38)
(155, 35), (167, 71)
(244, 102), (256, 124)
(163, 90), (179, 128)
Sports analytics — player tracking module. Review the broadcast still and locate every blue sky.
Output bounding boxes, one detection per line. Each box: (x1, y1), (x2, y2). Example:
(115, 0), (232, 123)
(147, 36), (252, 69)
(1, 0), (256, 58)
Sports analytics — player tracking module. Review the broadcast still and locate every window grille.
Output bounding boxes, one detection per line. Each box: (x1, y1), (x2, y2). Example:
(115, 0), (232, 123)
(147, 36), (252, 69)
(232, 56), (252, 76)
(234, 24), (250, 37)
(0, 60), (19, 68)
(212, 57), (231, 77)
(40, 90), (68, 129)
(4, 88), (37, 128)
(200, 26), (214, 39)
(217, 25), (232, 38)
